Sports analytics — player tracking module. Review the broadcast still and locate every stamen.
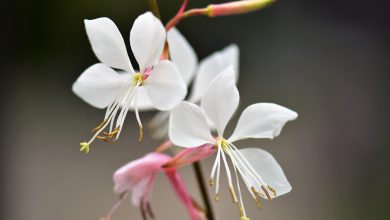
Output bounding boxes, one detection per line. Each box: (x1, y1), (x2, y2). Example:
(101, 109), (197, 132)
(138, 126), (143, 143)
(254, 197), (263, 209)
(229, 147), (247, 217)
(237, 202), (245, 217)
(92, 119), (108, 132)
(261, 185), (273, 203)
(96, 126), (120, 143)
(215, 193), (220, 201)
(268, 185), (277, 197)
(229, 186), (238, 203)
(251, 186), (265, 197)
(133, 87), (144, 143)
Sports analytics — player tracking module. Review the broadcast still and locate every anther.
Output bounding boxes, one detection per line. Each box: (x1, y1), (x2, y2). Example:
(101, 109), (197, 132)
(229, 186), (238, 203)
(215, 193), (220, 201)
(96, 127), (120, 143)
(209, 178), (215, 186)
(92, 119), (108, 133)
(254, 197), (263, 209)
(138, 126), (143, 143)
(261, 185), (272, 203)
(251, 186), (265, 197)
(237, 202), (245, 217)
(267, 185), (277, 197)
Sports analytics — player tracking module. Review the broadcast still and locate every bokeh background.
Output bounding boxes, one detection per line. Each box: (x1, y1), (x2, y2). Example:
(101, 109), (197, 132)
(1, 0), (390, 219)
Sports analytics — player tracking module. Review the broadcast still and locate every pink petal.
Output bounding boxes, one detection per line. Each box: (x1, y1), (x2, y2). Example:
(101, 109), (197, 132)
(131, 175), (156, 208)
(113, 153), (172, 194)
(163, 144), (216, 169)
(165, 169), (201, 220)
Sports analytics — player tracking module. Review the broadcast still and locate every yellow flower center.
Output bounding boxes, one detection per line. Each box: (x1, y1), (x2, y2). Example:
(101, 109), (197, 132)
(132, 73), (144, 86)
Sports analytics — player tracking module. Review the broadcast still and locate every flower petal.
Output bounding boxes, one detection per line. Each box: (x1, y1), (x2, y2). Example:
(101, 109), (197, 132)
(165, 169), (201, 220)
(163, 144), (216, 169)
(169, 101), (215, 148)
(201, 66), (239, 136)
(189, 44), (239, 102)
(144, 61), (187, 110)
(113, 153), (171, 194)
(167, 28), (198, 85)
(130, 175), (155, 207)
(238, 148), (292, 198)
(72, 63), (125, 109)
(84, 18), (134, 72)
(229, 103), (298, 142)
(130, 12), (166, 72)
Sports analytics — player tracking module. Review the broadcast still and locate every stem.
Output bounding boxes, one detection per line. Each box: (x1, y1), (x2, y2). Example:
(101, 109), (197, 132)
(193, 162), (215, 220)
(146, 0), (161, 19)
(166, 8), (208, 31)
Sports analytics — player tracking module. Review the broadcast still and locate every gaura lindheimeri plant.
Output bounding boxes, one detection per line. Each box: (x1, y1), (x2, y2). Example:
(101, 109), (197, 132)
(168, 67), (297, 219)
(73, 12), (187, 153)
(103, 153), (201, 220)
(150, 44), (240, 139)
(75, 0), (299, 219)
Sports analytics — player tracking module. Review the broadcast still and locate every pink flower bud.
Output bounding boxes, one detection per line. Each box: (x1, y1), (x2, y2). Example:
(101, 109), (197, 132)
(207, 0), (275, 17)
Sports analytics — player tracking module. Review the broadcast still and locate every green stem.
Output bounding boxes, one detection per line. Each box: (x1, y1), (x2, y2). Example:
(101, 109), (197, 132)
(146, 0), (161, 19)
(193, 162), (215, 220)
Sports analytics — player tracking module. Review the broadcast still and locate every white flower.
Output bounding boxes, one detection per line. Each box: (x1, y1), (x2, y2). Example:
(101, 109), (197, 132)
(150, 43), (239, 139)
(169, 67), (297, 218)
(72, 12), (186, 152)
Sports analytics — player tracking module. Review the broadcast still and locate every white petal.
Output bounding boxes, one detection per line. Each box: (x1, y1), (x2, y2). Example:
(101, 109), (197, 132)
(189, 44), (239, 102)
(72, 64), (125, 108)
(201, 66), (239, 136)
(167, 28), (198, 85)
(239, 148), (292, 198)
(169, 102), (215, 148)
(144, 61), (187, 111)
(84, 18), (134, 72)
(229, 103), (298, 142)
(127, 86), (155, 111)
(130, 12), (166, 72)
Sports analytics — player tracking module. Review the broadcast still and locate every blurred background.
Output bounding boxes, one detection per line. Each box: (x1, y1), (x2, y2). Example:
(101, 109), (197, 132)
(1, 0), (390, 219)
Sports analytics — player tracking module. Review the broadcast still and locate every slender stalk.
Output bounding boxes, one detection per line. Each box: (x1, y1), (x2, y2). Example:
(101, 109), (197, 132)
(146, 0), (161, 19)
(193, 162), (215, 220)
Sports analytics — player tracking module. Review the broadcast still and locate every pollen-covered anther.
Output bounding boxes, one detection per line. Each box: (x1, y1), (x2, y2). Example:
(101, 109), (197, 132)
(97, 126), (121, 143)
(215, 193), (220, 201)
(251, 186), (263, 209)
(268, 185), (277, 197)
(237, 202), (245, 218)
(261, 185), (273, 203)
(251, 186), (265, 197)
(92, 119), (108, 132)
(209, 178), (215, 186)
(138, 126), (143, 143)
(229, 186), (239, 203)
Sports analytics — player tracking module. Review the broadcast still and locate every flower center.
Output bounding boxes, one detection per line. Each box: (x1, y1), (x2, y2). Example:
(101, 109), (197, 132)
(132, 73), (145, 86)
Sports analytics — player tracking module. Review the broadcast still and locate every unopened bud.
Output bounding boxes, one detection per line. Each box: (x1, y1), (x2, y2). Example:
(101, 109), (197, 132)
(207, 0), (275, 17)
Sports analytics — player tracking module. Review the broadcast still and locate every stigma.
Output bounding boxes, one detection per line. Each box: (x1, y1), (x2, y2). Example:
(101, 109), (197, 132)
(79, 73), (146, 153)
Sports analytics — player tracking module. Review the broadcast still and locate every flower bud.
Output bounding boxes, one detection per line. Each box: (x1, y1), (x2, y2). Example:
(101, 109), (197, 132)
(206, 0), (275, 17)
